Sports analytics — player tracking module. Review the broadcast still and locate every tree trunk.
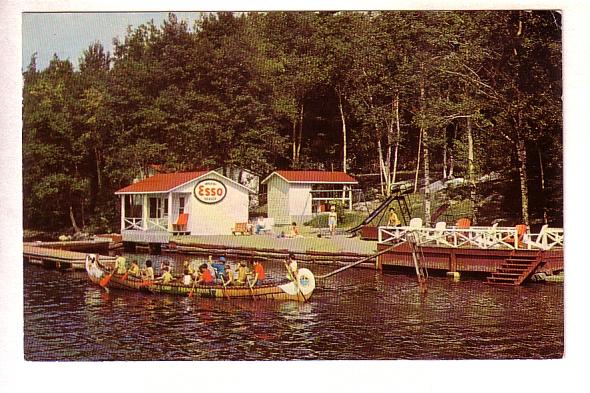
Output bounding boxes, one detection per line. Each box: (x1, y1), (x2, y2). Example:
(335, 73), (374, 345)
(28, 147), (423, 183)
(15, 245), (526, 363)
(414, 128), (422, 194)
(466, 116), (478, 225)
(442, 146), (448, 178)
(292, 118), (297, 165)
(419, 78), (431, 225)
(70, 205), (80, 234)
(449, 125), (456, 178)
(538, 144), (548, 225)
(516, 138), (530, 226)
(377, 138), (388, 196)
(296, 104), (304, 163)
(337, 89), (347, 173)
(392, 93), (401, 184)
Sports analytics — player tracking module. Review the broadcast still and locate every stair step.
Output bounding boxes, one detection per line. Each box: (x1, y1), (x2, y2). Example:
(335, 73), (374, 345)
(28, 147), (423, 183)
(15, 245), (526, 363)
(496, 267), (528, 273)
(491, 273), (521, 278)
(487, 276), (517, 282)
(506, 257), (536, 262)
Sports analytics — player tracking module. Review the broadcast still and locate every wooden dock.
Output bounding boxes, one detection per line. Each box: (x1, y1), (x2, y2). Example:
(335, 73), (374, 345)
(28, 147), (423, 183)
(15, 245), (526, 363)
(24, 244), (116, 270)
(23, 238), (112, 254)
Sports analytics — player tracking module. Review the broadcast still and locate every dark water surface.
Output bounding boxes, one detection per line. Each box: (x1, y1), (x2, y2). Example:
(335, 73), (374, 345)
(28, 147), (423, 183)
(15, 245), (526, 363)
(23, 252), (563, 361)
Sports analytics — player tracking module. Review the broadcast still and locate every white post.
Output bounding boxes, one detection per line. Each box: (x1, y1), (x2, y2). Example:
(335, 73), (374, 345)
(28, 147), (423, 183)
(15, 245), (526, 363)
(142, 194), (149, 230)
(349, 188), (353, 211)
(120, 195), (125, 233)
(168, 192), (173, 232)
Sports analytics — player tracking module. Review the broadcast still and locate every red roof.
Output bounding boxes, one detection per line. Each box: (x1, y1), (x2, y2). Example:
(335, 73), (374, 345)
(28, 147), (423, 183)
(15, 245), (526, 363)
(262, 170), (358, 184)
(115, 171), (209, 194)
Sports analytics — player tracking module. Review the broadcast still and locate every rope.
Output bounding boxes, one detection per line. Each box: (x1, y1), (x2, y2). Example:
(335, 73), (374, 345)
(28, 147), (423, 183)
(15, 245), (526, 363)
(315, 245), (399, 280)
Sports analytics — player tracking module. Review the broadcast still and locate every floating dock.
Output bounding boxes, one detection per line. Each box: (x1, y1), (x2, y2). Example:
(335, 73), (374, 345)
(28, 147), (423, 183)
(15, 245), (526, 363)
(24, 244), (116, 270)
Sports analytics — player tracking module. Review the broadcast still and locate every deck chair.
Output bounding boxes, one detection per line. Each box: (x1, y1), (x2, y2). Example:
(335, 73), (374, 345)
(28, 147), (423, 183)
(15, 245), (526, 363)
(503, 224), (528, 248)
(452, 217), (472, 246)
(232, 222), (251, 236)
(425, 221), (451, 246)
(172, 213), (189, 235)
(407, 218), (423, 243)
(409, 217), (423, 228)
(455, 217), (471, 229)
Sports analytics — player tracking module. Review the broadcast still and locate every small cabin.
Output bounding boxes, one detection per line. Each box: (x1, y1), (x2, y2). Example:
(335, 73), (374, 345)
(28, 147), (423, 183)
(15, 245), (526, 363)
(261, 170), (358, 226)
(115, 170), (251, 244)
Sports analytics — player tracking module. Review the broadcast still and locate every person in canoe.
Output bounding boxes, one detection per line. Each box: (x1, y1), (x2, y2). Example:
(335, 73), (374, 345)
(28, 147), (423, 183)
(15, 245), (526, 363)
(285, 253), (298, 282)
(195, 263), (214, 285)
(222, 263), (234, 286)
(249, 260), (265, 286)
(212, 256), (227, 280)
(115, 254), (127, 274)
(127, 259), (140, 277)
(235, 261), (249, 285)
(142, 260), (155, 280)
(157, 266), (174, 284)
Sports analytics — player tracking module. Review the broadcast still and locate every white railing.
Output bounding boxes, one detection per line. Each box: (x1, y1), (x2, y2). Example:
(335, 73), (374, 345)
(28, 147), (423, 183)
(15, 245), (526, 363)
(124, 217), (143, 230)
(522, 227), (564, 250)
(147, 217), (168, 231)
(378, 225), (563, 251)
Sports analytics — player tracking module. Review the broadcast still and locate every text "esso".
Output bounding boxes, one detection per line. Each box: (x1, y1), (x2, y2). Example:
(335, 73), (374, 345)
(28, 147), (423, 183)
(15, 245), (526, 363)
(194, 179), (227, 204)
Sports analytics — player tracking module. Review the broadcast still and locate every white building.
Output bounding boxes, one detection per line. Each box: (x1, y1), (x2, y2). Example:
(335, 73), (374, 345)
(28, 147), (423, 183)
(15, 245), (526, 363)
(115, 170), (251, 244)
(261, 170), (358, 226)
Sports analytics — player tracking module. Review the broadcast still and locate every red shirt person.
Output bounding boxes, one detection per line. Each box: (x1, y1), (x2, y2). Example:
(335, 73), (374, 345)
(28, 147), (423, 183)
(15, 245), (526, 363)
(196, 264), (214, 284)
(252, 261), (265, 285)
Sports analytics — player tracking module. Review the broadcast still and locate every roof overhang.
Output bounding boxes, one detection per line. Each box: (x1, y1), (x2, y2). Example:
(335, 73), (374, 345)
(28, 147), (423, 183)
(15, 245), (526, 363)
(115, 170), (253, 195)
(261, 171), (358, 185)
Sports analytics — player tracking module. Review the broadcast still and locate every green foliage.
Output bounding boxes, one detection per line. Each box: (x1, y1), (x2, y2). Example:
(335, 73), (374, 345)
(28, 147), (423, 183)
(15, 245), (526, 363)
(22, 11), (563, 232)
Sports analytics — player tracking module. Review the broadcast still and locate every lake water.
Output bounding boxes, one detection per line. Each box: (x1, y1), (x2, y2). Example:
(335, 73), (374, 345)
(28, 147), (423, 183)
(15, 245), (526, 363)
(23, 252), (563, 361)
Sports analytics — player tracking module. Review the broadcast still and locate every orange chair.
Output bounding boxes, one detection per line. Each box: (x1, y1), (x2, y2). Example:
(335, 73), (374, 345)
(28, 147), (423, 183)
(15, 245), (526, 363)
(172, 213), (189, 235)
(455, 218), (471, 229)
(504, 224), (528, 248)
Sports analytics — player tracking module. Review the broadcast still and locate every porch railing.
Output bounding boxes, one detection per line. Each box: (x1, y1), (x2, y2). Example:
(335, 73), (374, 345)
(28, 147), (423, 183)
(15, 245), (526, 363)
(124, 217), (143, 230)
(378, 225), (563, 251)
(147, 217), (168, 231)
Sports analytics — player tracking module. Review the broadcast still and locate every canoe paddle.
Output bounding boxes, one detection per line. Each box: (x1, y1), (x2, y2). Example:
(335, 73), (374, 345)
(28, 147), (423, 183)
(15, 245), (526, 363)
(99, 266), (116, 288)
(220, 277), (231, 300)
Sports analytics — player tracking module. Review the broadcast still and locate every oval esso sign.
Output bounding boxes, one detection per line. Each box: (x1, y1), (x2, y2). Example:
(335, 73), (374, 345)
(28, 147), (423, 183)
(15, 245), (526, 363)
(194, 179), (227, 204)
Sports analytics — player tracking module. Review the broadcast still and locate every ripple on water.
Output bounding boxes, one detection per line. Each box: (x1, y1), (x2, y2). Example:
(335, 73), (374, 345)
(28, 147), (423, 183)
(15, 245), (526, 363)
(24, 258), (563, 361)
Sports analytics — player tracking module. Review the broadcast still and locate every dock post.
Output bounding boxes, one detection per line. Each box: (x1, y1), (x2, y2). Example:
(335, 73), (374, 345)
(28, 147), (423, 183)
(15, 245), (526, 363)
(449, 249), (457, 272)
(375, 254), (382, 271)
(149, 243), (161, 255)
(123, 242), (136, 253)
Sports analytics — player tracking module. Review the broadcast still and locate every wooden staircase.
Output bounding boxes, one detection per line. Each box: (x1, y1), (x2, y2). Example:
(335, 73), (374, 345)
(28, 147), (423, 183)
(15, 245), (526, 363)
(486, 252), (544, 286)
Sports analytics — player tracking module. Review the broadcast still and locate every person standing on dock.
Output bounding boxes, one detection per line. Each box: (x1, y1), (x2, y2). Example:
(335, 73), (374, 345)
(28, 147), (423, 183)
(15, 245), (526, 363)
(387, 207), (401, 227)
(328, 205), (337, 236)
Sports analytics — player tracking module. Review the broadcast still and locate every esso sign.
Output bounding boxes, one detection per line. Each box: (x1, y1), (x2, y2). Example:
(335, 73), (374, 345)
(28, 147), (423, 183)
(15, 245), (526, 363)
(194, 179), (227, 204)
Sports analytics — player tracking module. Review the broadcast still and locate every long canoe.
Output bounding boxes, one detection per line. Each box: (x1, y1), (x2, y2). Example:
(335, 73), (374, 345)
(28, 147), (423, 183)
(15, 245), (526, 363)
(85, 254), (315, 302)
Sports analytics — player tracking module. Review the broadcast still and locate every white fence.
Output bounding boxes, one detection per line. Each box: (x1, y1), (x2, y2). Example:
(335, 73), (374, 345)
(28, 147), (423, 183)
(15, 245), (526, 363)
(378, 225), (564, 251)
(124, 217), (169, 231)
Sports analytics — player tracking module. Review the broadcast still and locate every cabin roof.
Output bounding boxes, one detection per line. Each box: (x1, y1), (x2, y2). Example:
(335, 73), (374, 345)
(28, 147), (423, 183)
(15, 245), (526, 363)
(115, 171), (210, 194)
(261, 170), (358, 185)
(115, 170), (253, 195)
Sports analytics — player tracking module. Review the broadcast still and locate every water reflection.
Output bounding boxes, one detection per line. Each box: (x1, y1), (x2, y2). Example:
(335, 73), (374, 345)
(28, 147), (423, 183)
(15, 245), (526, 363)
(24, 254), (563, 361)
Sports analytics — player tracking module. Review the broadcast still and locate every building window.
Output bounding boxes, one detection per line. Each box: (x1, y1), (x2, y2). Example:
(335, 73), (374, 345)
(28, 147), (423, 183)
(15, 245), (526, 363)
(179, 197), (185, 214)
(149, 197), (168, 219)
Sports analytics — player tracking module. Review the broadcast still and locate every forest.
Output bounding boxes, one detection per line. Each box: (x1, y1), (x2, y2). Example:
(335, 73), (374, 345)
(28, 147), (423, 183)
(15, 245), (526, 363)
(22, 11), (563, 234)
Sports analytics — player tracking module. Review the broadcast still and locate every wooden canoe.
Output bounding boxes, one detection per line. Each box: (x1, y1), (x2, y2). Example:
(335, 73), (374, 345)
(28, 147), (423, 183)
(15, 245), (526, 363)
(85, 254), (315, 302)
